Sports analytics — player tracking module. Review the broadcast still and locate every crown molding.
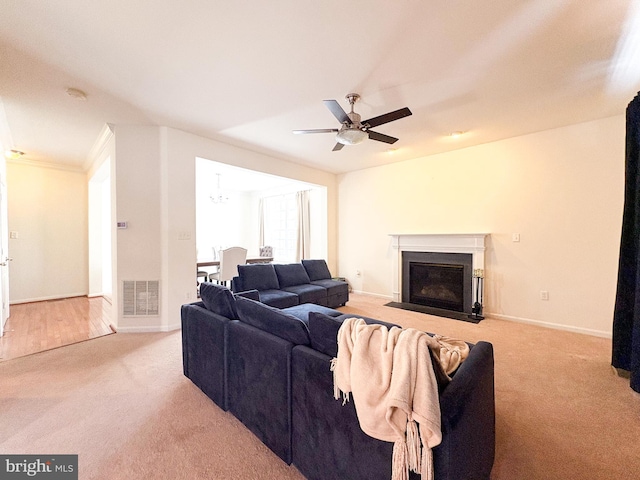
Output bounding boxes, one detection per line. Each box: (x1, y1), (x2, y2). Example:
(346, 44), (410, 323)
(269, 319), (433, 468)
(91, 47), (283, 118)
(6, 157), (86, 173)
(83, 123), (114, 172)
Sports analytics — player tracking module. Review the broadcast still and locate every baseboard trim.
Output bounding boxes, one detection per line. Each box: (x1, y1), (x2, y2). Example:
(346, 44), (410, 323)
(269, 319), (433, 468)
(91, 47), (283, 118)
(9, 293), (87, 305)
(116, 324), (181, 333)
(352, 290), (612, 338)
(487, 312), (612, 338)
(351, 290), (392, 300)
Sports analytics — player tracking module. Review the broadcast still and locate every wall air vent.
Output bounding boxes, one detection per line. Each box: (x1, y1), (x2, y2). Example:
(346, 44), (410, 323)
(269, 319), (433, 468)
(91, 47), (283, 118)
(123, 280), (160, 316)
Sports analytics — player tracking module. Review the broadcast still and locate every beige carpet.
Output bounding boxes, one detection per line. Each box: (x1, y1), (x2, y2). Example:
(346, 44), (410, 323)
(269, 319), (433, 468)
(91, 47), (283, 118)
(1, 294), (639, 479)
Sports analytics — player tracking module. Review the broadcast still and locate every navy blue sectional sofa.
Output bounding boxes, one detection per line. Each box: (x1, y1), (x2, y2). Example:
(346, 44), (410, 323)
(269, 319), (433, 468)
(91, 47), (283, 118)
(230, 259), (349, 309)
(181, 282), (495, 480)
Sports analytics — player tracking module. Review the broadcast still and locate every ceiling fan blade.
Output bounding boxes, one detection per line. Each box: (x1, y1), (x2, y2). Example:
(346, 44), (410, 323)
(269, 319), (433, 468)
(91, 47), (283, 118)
(363, 107), (412, 128)
(324, 100), (352, 124)
(293, 128), (339, 134)
(332, 142), (345, 151)
(368, 130), (399, 144)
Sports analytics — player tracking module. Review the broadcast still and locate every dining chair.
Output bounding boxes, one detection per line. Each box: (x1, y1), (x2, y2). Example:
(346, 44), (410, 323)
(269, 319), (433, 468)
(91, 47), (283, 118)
(197, 247), (219, 285)
(210, 247), (248, 287)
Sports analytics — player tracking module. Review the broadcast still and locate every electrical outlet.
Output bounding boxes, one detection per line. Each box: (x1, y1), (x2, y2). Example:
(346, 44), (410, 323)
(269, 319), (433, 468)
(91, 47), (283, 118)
(177, 231), (191, 241)
(540, 290), (549, 301)
(512, 233), (520, 242)
(356, 270), (361, 277)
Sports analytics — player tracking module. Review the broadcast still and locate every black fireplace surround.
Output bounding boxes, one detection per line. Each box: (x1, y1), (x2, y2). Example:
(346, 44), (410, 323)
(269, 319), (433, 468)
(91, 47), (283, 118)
(401, 251), (473, 318)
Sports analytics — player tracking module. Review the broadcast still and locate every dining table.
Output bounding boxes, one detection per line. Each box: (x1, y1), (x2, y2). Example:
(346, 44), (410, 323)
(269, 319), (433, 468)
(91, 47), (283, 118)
(197, 256), (273, 269)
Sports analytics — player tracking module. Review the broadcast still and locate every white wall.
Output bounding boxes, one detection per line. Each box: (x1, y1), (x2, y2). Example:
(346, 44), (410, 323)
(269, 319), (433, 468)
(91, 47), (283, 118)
(111, 125), (337, 332)
(113, 125), (163, 331)
(7, 161), (88, 303)
(338, 115), (625, 337)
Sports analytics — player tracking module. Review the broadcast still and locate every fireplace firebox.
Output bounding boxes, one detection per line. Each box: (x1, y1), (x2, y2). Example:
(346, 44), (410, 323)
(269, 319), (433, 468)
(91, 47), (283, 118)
(409, 262), (465, 312)
(401, 251), (473, 319)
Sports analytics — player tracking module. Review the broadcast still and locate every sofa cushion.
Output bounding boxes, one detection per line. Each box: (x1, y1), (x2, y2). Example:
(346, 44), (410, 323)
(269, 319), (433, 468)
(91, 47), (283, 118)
(274, 263), (312, 288)
(284, 303), (343, 322)
(302, 259), (332, 281)
(199, 282), (238, 319)
(310, 278), (348, 297)
(308, 312), (344, 357)
(238, 263), (280, 291)
(258, 289), (300, 309)
(235, 296), (310, 345)
(308, 312), (401, 357)
(282, 283), (327, 305)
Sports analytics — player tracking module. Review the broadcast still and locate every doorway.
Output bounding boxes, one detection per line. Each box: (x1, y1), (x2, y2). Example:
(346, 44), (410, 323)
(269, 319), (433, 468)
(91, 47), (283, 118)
(0, 167), (9, 337)
(195, 158), (328, 265)
(88, 158), (113, 301)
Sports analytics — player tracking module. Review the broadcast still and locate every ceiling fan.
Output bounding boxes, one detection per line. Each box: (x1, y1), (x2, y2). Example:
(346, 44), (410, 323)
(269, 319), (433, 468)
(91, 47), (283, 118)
(293, 93), (412, 151)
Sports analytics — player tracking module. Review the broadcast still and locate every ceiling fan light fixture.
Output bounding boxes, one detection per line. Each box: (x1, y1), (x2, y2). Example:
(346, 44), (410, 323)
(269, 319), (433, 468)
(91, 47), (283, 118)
(336, 127), (368, 145)
(295, 93), (411, 151)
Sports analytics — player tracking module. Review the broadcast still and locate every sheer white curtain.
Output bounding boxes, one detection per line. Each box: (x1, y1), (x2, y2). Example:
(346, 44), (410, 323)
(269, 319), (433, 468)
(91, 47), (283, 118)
(259, 198), (265, 248)
(296, 190), (310, 261)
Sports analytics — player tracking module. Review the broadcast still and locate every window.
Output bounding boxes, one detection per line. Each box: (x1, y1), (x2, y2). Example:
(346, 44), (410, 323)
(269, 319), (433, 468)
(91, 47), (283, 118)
(261, 193), (298, 263)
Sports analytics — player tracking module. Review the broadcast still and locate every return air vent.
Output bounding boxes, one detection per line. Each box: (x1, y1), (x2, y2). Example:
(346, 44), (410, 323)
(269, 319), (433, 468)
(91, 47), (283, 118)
(123, 280), (160, 316)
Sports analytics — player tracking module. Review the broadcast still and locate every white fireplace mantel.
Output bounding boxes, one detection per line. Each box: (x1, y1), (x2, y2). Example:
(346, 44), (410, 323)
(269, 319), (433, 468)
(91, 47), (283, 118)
(389, 233), (489, 303)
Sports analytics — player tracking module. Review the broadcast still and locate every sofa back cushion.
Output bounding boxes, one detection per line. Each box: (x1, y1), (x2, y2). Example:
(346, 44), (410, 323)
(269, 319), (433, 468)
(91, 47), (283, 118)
(237, 263), (280, 291)
(274, 263), (311, 288)
(235, 296), (310, 345)
(308, 312), (343, 357)
(308, 312), (401, 357)
(302, 259), (332, 281)
(199, 282), (238, 319)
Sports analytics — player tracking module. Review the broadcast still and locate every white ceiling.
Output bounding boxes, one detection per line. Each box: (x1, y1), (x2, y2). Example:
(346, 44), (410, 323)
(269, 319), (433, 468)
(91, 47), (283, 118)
(1, 0), (639, 174)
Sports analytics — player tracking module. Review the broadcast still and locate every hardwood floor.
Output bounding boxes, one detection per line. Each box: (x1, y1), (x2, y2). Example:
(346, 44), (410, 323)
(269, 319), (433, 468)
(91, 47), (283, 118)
(0, 296), (113, 362)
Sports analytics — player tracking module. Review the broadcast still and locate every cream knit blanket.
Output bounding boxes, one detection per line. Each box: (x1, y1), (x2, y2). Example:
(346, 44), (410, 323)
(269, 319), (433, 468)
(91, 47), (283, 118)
(332, 318), (469, 480)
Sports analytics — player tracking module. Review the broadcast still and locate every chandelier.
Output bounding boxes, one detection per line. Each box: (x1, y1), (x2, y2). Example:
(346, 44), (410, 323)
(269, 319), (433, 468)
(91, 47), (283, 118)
(210, 173), (229, 204)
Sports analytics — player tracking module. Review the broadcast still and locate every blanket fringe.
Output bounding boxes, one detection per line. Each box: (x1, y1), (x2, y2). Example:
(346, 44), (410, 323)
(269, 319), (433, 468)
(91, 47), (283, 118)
(330, 357), (339, 400)
(330, 357), (349, 405)
(392, 439), (409, 480)
(406, 419), (421, 473)
(422, 445), (434, 480)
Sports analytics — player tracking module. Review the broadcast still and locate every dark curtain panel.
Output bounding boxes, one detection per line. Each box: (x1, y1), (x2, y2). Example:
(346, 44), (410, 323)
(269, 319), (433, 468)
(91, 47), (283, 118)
(613, 92), (640, 392)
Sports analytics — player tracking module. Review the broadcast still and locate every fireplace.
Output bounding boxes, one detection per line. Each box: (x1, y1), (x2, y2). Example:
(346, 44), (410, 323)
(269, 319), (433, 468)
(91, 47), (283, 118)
(389, 233), (488, 322)
(402, 251), (473, 316)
